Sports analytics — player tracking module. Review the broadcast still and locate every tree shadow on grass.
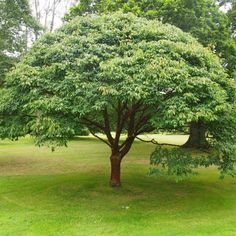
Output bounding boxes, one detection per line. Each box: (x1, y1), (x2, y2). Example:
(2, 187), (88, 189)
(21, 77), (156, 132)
(0, 169), (235, 236)
(14, 170), (233, 217)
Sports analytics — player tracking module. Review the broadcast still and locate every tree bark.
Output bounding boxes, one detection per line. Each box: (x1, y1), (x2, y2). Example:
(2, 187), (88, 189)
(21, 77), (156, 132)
(110, 153), (122, 187)
(183, 121), (209, 149)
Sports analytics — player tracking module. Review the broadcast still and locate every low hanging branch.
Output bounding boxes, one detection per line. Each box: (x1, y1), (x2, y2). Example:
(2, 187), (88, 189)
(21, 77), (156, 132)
(136, 136), (181, 148)
(89, 129), (112, 147)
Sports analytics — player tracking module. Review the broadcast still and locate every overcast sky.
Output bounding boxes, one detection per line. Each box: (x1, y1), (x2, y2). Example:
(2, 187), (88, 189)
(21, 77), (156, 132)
(30, 0), (78, 30)
(30, 0), (231, 31)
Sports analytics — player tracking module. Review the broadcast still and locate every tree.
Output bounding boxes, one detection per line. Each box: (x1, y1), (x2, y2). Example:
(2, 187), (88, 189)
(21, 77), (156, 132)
(65, 0), (236, 149)
(219, 0), (236, 78)
(2, 13), (234, 186)
(0, 0), (40, 82)
(159, 0), (236, 148)
(150, 104), (236, 180)
(228, 1), (236, 34)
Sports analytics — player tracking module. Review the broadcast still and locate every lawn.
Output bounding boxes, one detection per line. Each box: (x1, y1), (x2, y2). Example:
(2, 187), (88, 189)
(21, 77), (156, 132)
(0, 135), (236, 236)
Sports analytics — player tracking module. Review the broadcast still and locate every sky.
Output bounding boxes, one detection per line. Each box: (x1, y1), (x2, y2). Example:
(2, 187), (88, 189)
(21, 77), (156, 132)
(30, 0), (78, 31)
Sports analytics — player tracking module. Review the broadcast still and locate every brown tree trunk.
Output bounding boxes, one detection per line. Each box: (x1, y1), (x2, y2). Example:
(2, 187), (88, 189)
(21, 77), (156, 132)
(110, 153), (122, 187)
(183, 121), (209, 149)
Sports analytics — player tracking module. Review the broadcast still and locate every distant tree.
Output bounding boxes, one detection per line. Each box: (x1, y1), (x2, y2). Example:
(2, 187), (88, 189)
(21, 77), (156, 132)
(65, 0), (236, 149)
(228, 1), (236, 34)
(2, 13), (235, 186)
(0, 0), (40, 82)
(219, 0), (236, 78)
(150, 104), (236, 181)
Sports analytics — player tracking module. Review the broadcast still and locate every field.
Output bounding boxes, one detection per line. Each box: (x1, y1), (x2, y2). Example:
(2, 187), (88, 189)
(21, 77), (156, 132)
(0, 135), (236, 236)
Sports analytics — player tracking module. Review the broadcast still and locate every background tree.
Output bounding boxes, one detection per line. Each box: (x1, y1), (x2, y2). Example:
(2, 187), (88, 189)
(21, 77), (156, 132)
(150, 103), (236, 180)
(65, 0), (236, 149)
(228, 1), (236, 34)
(219, 0), (236, 78)
(2, 13), (235, 186)
(0, 0), (41, 82)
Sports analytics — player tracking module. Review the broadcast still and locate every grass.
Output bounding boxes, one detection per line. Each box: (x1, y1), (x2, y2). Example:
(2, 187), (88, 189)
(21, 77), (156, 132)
(0, 134), (236, 236)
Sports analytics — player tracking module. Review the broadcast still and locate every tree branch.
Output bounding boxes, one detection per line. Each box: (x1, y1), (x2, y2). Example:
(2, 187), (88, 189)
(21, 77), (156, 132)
(89, 129), (111, 147)
(136, 136), (181, 147)
(81, 117), (105, 131)
(120, 136), (135, 158)
(113, 100), (122, 151)
(103, 108), (114, 145)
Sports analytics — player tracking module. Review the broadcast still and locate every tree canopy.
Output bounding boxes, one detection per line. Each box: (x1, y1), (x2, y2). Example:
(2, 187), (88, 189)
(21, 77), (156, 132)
(2, 12), (235, 186)
(65, 0), (236, 77)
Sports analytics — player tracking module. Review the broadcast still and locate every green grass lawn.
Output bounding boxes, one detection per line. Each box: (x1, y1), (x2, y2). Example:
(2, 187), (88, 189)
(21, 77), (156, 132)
(0, 135), (236, 236)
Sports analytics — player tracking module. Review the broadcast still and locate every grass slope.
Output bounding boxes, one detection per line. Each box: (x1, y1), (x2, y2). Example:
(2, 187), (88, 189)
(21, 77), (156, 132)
(0, 135), (236, 236)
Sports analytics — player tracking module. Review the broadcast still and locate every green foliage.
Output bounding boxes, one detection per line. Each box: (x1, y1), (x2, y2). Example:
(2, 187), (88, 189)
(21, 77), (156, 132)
(0, 54), (15, 86)
(150, 147), (201, 181)
(0, 0), (41, 81)
(219, 0), (236, 33)
(2, 13), (231, 149)
(150, 106), (236, 180)
(28, 116), (88, 148)
(219, 1), (236, 77)
(150, 145), (236, 181)
(228, 2), (236, 33)
(65, 0), (236, 76)
(208, 105), (236, 178)
(0, 0), (40, 52)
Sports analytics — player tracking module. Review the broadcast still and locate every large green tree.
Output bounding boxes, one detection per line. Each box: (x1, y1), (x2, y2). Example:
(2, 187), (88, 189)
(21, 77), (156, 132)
(2, 13), (235, 186)
(65, 0), (236, 149)
(0, 0), (41, 82)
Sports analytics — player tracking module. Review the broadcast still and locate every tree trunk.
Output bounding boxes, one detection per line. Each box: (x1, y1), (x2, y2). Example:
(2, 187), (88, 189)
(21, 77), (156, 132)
(110, 153), (122, 187)
(183, 121), (209, 149)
